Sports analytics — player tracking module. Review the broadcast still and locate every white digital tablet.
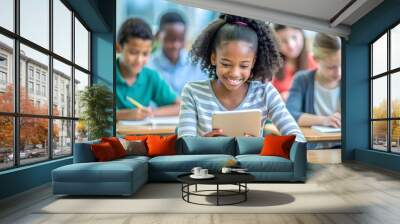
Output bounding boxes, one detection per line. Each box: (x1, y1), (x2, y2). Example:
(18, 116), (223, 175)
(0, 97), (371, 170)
(212, 109), (262, 137)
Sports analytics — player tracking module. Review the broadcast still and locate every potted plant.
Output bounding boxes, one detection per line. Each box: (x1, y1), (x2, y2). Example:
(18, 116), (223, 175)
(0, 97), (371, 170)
(79, 84), (113, 140)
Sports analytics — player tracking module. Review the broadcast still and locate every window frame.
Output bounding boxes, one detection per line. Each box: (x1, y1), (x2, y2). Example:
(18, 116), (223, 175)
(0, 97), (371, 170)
(370, 19), (400, 154)
(0, 0), (92, 171)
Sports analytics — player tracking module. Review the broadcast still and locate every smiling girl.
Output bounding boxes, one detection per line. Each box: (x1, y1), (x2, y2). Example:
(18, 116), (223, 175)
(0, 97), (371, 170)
(177, 14), (305, 142)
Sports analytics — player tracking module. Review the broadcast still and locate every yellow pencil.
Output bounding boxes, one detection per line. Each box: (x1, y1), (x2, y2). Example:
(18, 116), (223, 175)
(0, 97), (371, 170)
(126, 96), (144, 109)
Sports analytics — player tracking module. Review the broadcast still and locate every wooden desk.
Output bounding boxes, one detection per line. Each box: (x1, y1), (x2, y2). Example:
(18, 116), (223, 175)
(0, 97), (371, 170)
(263, 124), (341, 142)
(301, 127), (341, 142)
(117, 124), (341, 142)
(117, 123), (176, 135)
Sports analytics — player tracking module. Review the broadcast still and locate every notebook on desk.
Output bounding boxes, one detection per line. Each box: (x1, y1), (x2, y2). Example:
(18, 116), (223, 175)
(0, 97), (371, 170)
(212, 109), (262, 137)
(119, 116), (179, 126)
(311, 125), (341, 133)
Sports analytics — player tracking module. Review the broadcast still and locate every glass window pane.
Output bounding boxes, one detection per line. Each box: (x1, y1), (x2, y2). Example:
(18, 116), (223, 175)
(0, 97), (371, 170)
(372, 121), (388, 151)
(391, 120), (400, 153)
(372, 77), (387, 119)
(20, 0), (49, 49)
(0, 35), (14, 112)
(53, 119), (72, 158)
(53, 0), (72, 60)
(0, 0), (14, 31)
(372, 33), (387, 76)
(20, 44), (49, 115)
(74, 69), (89, 118)
(75, 120), (88, 143)
(74, 18), (89, 70)
(391, 72), (400, 118)
(53, 59), (72, 117)
(391, 24), (400, 70)
(20, 117), (49, 165)
(0, 116), (14, 170)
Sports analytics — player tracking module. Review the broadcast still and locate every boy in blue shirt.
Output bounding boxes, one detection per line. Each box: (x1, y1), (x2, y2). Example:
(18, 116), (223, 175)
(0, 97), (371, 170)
(116, 18), (180, 120)
(148, 12), (206, 95)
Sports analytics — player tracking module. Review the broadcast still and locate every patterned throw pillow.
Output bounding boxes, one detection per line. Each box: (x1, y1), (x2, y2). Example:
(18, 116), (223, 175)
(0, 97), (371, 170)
(119, 138), (147, 156)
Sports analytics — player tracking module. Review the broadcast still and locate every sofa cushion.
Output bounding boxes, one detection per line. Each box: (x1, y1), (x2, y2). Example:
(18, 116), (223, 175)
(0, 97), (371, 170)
(119, 139), (148, 156)
(177, 136), (236, 155)
(101, 137), (127, 158)
(91, 142), (118, 161)
(236, 137), (264, 155)
(115, 155), (150, 164)
(260, 135), (296, 159)
(147, 135), (177, 157)
(236, 155), (293, 172)
(52, 158), (147, 183)
(125, 135), (148, 141)
(149, 154), (235, 172)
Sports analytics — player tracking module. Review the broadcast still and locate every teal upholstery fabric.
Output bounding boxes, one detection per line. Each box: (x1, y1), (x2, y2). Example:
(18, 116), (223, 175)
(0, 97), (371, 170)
(236, 155), (293, 172)
(52, 158), (148, 195)
(289, 142), (307, 181)
(235, 137), (264, 155)
(177, 136), (236, 155)
(53, 138), (307, 196)
(149, 154), (235, 173)
(73, 140), (100, 163)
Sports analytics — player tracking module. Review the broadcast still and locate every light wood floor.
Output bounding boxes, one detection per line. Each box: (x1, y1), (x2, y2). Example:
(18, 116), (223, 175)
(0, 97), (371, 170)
(1, 162), (400, 224)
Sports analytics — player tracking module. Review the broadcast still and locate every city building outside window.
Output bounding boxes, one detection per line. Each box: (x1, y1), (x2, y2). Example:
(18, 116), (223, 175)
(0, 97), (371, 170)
(0, 0), (91, 170)
(28, 81), (34, 94)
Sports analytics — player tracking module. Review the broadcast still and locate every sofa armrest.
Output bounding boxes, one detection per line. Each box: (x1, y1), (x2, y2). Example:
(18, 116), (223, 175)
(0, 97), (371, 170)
(289, 142), (307, 181)
(73, 140), (100, 163)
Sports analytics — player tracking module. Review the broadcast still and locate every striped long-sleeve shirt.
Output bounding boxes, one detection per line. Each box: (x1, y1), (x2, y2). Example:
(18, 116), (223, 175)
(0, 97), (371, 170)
(178, 79), (306, 142)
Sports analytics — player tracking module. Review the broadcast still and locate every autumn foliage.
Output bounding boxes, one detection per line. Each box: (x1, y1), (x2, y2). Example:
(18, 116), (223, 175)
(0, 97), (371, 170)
(0, 85), (59, 150)
(372, 99), (400, 140)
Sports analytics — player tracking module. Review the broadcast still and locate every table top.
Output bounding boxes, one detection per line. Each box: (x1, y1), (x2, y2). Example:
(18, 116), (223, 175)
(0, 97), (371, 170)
(117, 124), (341, 142)
(117, 123), (176, 135)
(301, 127), (341, 142)
(177, 172), (255, 185)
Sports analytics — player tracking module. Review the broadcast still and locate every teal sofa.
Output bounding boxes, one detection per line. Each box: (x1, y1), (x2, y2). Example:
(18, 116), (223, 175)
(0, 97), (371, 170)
(52, 137), (306, 196)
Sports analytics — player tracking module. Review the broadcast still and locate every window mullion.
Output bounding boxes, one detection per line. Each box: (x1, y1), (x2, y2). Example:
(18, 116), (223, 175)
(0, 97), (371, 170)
(71, 11), (76, 154)
(49, 0), (54, 160)
(13, 0), (20, 167)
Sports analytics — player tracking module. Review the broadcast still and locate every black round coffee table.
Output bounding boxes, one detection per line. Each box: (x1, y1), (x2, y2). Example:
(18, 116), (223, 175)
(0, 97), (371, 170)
(177, 173), (255, 206)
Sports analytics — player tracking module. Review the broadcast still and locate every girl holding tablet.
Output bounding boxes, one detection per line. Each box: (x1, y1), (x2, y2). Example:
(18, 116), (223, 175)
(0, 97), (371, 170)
(178, 14), (305, 142)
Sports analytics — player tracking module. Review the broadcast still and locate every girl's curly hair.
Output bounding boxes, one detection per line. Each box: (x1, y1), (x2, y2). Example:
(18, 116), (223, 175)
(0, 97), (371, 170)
(190, 14), (282, 81)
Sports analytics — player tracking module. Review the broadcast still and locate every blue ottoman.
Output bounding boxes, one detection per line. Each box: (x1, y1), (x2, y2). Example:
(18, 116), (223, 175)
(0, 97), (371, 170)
(52, 156), (148, 196)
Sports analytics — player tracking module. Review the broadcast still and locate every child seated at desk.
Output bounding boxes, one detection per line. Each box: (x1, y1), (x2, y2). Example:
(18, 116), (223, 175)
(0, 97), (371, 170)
(177, 14), (305, 142)
(286, 33), (341, 149)
(115, 18), (180, 121)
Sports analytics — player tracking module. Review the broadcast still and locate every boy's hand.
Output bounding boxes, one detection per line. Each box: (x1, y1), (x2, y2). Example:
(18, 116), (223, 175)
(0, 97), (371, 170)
(132, 107), (153, 120)
(323, 112), (341, 128)
(204, 129), (226, 137)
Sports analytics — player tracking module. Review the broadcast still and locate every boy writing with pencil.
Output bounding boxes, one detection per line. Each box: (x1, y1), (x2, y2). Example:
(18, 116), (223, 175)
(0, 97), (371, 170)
(116, 18), (180, 120)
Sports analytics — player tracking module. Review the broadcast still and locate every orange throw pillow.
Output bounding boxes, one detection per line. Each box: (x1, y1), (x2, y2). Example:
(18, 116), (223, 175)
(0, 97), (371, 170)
(125, 135), (149, 142)
(101, 137), (126, 158)
(146, 135), (177, 157)
(260, 135), (296, 159)
(91, 142), (117, 162)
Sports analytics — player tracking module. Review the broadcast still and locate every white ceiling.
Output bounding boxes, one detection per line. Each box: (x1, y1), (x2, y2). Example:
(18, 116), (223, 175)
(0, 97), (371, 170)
(170, 0), (384, 38)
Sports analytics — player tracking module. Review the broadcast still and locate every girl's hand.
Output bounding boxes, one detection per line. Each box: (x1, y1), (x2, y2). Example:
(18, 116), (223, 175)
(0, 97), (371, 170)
(132, 107), (153, 120)
(204, 129), (226, 137)
(322, 112), (341, 128)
